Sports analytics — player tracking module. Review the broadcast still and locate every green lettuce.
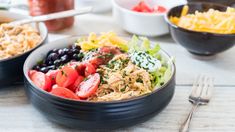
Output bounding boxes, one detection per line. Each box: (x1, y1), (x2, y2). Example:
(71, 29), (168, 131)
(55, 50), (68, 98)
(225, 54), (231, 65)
(128, 35), (172, 88)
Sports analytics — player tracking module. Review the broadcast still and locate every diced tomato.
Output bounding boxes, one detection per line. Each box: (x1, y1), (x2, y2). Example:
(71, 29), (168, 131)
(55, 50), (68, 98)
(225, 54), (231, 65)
(68, 76), (84, 92)
(154, 5), (167, 13)
(56, 66), (79, 88)
(132, 6), (141, 12)
(75, 63), (86, 76)
(139, 1), (152, 12)
(30, 71), (52, 92)
(85, 63), (96, 77)
(131, 1), (166, 13)
(99, 46), (122, 55)
(46, 70), (59, 85)
(28, 70), (37, 77)
(51, 87), (79, 100)
(88, 57), (103, 69)
(76, 73), (100, 98)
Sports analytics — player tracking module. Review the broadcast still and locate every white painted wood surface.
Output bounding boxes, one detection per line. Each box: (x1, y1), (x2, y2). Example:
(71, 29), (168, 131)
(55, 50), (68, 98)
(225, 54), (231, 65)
(1, 85), (235, 132)
(0, 4), (235, 132)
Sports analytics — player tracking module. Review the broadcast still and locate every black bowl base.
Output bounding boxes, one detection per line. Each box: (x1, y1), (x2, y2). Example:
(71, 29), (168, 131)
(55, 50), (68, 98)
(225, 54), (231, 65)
(188, 51), (215, 56)
(39, 91), (174, 130)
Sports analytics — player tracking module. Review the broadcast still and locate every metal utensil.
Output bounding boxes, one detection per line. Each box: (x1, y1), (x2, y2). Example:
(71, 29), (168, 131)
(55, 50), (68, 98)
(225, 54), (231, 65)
(9, 6), (92, 26)
(179, 75), (214, 132)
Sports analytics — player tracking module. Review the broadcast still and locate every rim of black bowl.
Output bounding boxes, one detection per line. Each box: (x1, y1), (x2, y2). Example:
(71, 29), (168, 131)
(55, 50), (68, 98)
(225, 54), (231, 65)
(164, 2), (235, 37)
(23, 35), (176, 104)
(0, 23), (48, 62)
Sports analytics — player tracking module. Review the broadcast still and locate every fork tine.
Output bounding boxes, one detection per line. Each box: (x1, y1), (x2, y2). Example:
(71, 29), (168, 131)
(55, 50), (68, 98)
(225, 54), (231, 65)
(200, 76), (210, 99)
(200, 76), (214, 100)
(191, 75), (204, 98)
(206, 77), (214, 99)
(190, 75), (199, 96)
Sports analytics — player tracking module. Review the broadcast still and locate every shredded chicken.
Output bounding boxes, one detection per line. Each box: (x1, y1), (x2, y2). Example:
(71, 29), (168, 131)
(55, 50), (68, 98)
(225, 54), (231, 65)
(0, 24), (41, 59)
(88, 54), (152, 101)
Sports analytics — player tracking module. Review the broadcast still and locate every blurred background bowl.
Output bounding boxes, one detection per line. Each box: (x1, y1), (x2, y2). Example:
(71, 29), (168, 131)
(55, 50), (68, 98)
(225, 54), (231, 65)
(0, 11), (48, 87)
(112, 0), (185, 37)
(23, 36), (176, 129)
(75, 0), (112, 13)
(165, 2), (235, 56)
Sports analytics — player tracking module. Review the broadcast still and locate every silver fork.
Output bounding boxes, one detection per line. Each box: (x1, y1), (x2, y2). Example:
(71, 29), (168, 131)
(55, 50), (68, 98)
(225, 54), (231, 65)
(179, 75), (214, 132)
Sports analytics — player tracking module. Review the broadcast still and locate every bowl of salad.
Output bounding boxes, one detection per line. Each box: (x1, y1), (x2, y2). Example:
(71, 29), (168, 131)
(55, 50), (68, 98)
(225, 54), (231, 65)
(23, 32), (175, 129)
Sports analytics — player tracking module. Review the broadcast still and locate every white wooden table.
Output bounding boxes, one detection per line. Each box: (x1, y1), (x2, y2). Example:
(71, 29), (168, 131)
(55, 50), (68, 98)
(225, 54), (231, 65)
(1, 7), (235, 132)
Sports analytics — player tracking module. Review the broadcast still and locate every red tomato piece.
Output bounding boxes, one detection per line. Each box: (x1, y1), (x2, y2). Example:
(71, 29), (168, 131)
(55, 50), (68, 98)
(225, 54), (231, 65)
(132, 6), (141, 12)
(76, 73), (100, 98)
(51, 87), (79, 100)
(68, 76), (84, 92)
(56, 66), (79, 88)
(28, 70), (37, 77)
(75, 63), (86, 76)
(46, 70), (59, 85)
(30, 71), (52, 92)
(139, 1), (152, 12)
(99, 46), (122, 55)
(88, 58), (103, 69)
(154, 5), (167, 13)
(85, 63), (96, 77)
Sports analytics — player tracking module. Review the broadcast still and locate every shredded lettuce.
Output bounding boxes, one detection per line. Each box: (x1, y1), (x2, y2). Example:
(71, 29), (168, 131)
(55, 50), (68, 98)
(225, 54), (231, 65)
(128, 35), (160, 56)
(128, 35), (172, 88)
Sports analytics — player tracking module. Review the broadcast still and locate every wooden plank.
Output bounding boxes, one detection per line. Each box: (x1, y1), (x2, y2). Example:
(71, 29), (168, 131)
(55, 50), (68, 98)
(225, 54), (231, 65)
(0, 85), (234, 132)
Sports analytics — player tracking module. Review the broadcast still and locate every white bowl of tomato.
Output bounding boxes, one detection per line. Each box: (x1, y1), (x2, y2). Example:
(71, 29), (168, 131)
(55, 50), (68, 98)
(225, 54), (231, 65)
(112, 0), (186, 37)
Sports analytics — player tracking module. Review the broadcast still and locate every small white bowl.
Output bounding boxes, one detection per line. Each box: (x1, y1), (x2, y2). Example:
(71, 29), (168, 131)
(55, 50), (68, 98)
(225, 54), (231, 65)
(75, 0), (112, 13)
(112, 0), (186, 37)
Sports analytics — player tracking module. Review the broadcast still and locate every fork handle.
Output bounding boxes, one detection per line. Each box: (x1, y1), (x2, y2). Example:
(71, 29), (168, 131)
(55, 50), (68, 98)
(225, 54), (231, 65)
(179, 103), (199, 132)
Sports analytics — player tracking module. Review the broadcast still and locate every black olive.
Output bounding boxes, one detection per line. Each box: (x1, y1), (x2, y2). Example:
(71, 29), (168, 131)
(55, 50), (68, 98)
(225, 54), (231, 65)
(40, 63), (47, 67)
(54, 59), (62, 67)
(33, 65), (41, 71)
(47, 49), (59, 56)
(40, 67), (49, 73)
(52, 49), (59, 53)
(71, 49), (80, 54)
(61, 55), (70, 63)
(47, 53), (59, 62)
(62, 48), (69, 54)
(71, 44), (81, 50)
(58, 49), (65, 57)
(47, 65), (56, 70)
(72, 54), (83, 61)
(47, 61), (54, 66)
(75, 45), (81, 50)
(67, 49), (73, 56)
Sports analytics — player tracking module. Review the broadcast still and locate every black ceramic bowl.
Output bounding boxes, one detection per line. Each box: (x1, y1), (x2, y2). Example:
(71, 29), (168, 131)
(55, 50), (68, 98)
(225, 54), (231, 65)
(165, 2), (235, 56)
(23, 36), (176, 129)
(187, 0), (235, 6)
(0, 11), (48, 87)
